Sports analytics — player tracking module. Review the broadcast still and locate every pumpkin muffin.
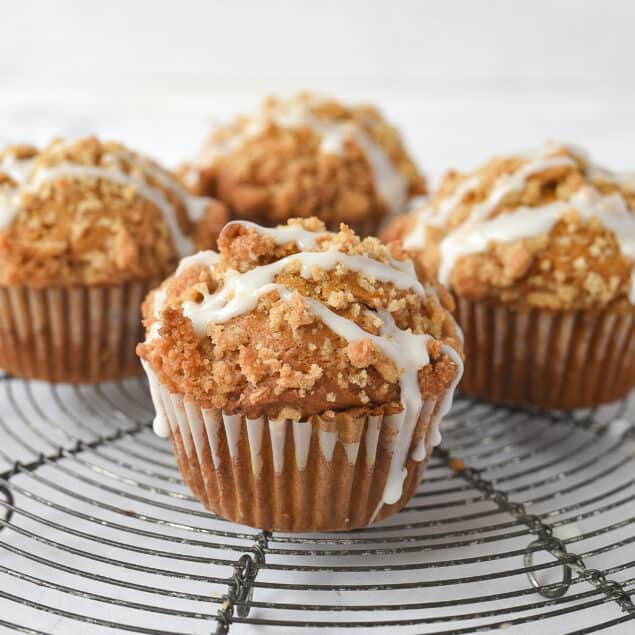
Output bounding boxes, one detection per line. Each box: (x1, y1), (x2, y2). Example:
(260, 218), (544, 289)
(179, 92), (425, 236)
(384, 142), (635, 409)
(0, 136), (228, 382)
(137, 217), (463, 531)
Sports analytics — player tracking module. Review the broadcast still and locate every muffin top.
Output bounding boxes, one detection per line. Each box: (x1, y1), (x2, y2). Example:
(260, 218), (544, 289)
(0, 137), (228, 287)
(138, 217), (463, 444)
(179, 93), (426, 231)
(384, 143), (635, 311)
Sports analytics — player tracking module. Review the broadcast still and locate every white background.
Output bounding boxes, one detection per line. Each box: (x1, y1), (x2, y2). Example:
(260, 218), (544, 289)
(1, 0), (634, 183)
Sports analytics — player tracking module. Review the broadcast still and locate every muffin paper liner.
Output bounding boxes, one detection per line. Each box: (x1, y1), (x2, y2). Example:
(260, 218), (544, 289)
(144, 367), (450, 532)
(0, 281), (156, 383)
(455, 297), (635, 410)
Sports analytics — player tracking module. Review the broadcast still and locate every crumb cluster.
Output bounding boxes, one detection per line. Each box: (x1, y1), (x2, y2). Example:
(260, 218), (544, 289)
(384, 144), (635, 310)
(0, 137), (228, 287)
(138, 218), (462, 421)
(178, 93), (426, 233)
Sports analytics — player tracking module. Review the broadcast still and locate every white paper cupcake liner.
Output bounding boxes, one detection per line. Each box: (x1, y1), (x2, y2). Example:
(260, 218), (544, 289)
(143, 364), (454, 532)
(0, 281), (156, 382)
(455, 297), (635, 409)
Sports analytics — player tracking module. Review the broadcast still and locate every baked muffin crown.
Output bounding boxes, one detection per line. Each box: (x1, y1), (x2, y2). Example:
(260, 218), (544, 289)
(179, 93), (426, 230)
(0, 137), (228, 287)
(138, 217), (463, 424)
(386, 143), (635, 311)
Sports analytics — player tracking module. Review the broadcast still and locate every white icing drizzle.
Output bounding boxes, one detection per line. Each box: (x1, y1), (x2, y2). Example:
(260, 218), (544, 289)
(412, 343), (464, 459)
(176, 250), (220, 275)
(404, 176), (481, 250)
(32, 164), (195, 257)
(438, 187), (635, 301)
(410, 399), (436, 462)
(469, 156), (576, 223)
(404, 153), (575, 250)
(182, 248), (426, 334)
(142, 359), (169, 437)
(0, 155), (34, 230)
(436, 176), (482, 225)
(107, 151), (212, 223)
(274, 290), (434, 506)
(0, 189), (22, 230)
(403, 144), (635, 303)
(351, 130), (410, 215)
(146, 288), (167, 342)
(224, 219), (324, 250)
(200, 96), (409, 214)
(591, 166), (635, 191)
(0, 144), (216, 257)
(224, 219), (419, 278)
(0, 154), (35, 184)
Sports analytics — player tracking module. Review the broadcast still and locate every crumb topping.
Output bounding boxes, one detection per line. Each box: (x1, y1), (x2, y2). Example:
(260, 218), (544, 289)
(138, 217), (462, 421)
(178, 93), (425, 232)
(0, 137), (228, 287)
(385, 143), (635, 310)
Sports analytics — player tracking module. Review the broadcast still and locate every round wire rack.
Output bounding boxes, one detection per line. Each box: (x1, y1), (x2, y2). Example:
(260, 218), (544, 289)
(0, 371), (634, 634)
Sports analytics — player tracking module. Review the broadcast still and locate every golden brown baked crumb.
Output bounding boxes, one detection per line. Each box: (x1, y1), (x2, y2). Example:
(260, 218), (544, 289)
(138, 217), (462, 421)
(448, 458), (466, 473)
(0, 137), (228, 287)
(178, 93), (425, 234)
(384, 143), (635, 310)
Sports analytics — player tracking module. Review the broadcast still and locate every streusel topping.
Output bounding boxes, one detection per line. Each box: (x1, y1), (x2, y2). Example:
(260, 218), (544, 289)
(138, 217), (462, 425)
(179, 93), (426, 230)
(0, 137), (228, 287)
(384, 143), (635, 310)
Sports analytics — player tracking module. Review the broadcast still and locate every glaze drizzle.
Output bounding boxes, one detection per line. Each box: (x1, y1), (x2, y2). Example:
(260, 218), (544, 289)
(0, 142), (216, 257)
(196, 96), (410, 214)
(403, 145), (635, 300)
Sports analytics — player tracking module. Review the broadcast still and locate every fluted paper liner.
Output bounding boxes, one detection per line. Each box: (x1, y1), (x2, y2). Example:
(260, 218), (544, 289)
(148, 375), (450, 532)
(456, 297), (635, 409)
(0, 281), (156, 382)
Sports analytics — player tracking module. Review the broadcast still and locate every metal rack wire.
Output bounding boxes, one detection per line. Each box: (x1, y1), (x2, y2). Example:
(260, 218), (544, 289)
(0, 372), (634, 634)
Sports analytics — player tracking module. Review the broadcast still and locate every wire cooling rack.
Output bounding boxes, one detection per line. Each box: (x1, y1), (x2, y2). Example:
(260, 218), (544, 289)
(0, 372), (634, 635)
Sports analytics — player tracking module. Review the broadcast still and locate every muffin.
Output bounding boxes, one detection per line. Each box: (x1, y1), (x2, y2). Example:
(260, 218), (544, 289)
(384, 142), (635, 409)
(0, 137), (228, 382)
(137, 217), (463, 531)
(179, 92), (425, 236)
